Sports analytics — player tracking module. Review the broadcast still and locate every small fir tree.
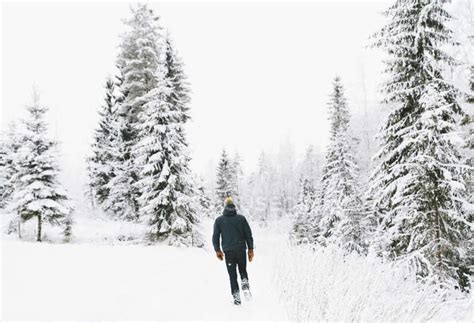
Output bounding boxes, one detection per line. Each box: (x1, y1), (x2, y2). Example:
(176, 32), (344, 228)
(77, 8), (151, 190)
(10, 92), (72, 242)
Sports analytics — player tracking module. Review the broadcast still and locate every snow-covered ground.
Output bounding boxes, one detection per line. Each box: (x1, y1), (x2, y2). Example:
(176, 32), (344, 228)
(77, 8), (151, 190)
(1, 211), (473, 321)
(1, 212), (287, 321)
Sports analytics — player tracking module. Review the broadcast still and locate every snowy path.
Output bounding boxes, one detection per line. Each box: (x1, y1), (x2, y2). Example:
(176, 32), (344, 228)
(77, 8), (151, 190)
(1, 220), (288, 321)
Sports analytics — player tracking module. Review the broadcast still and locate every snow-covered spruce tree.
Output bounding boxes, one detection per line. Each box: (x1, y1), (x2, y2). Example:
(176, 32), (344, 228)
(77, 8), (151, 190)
(86, 77), (117, 207)
(231, 152), (243, 206)
(292, 177), (317, 244)
(10, 93), (72, 242)
(133, 38), (202, 247)
(215, 148), (238, 213)
(372, 0), (472, 289)
(0, 123), (22, 209)
(314, 77), (365, 254)
(111, 3), (164, 219)
(164, 35), (190, 123)
(193, 175), (213, 219)
(103, 116), (139, 219)
(100, 69), (141, 219)
(275, 138), (297, 217)
(292, 146), (318, 244)
(249, 151), (278, 225)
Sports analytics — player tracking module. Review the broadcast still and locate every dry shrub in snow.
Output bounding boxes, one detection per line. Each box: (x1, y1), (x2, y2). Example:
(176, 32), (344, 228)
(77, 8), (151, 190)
(274, 242), (473, 321)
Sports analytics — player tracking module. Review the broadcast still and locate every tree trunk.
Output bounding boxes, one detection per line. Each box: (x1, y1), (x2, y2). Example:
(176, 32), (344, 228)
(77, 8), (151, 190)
(37, 215), (42, 242)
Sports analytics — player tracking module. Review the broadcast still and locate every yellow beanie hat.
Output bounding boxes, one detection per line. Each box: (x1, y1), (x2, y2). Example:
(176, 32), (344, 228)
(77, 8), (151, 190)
(224, 197), (233, 205)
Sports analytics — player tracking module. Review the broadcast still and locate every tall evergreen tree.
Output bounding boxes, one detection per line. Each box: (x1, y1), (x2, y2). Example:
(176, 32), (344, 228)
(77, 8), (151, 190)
(164, 35), (191, 123)
(10, 93), (72, 242)
(193, 175), (213, 219)
(112, 3), (165, 219)
(133, 35), (202, 246)
(372, 0), (472, 288)
(101, 68), (140, 219)
(275, 138), (297, 217)
(249, 151), (278, 225)
(104, 116), (138, 220)
(215, 149), (237, 213)
(314, 77), (365, 253)
(86, 77), (117, 206)
(231, 152), (243, 206)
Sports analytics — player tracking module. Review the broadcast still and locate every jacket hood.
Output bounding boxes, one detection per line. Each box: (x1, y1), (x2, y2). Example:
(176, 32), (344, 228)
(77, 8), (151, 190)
(223, 204), (237, 217)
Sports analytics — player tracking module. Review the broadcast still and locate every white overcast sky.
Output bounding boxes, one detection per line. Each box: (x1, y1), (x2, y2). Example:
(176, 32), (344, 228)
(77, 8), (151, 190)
(1, 1), (391, 199)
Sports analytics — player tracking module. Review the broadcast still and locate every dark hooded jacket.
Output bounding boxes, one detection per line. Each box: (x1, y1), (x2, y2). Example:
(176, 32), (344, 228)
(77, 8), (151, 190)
(212, 204), (254, 252)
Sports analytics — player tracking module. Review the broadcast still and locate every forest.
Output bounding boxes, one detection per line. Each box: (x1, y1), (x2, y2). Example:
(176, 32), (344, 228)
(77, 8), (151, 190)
(1, 1), (473, 321)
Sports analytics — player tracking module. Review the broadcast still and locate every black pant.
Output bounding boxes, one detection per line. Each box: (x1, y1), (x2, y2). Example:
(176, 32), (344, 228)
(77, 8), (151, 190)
(224, 249), (249, 296)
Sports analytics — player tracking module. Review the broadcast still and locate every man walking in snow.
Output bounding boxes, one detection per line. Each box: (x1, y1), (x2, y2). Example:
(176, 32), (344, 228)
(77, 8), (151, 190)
(212, 197), (254, 305)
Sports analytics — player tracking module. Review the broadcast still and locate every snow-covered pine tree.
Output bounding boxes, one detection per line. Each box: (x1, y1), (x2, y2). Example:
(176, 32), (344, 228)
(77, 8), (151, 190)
(103, 115), (138, 219)
(86, 77), (117, 207)
(0, 123), (22, 209)
(215, 149), (238, 213)
(231, 152), (243, 206)
(314, 77), (365, 254)
(292, 178), (317, 244)
(100, 68), (141, 220)
(112, 3), (165, 219)
(275, 138), (297, 217)
(249, 151), (278, 225)
(164, 35), (190, 123)
(133, 35), (202, 247)
(292, 145), (318, 244)
(193, 175), (213, 219)
(372, 0), (472, 289)
(10, 92), (72, 242)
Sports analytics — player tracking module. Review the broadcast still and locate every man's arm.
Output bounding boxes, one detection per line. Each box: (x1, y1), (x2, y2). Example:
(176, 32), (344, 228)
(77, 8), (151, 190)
(243, 216), (254, 250)
(212, 219), (223, 260)
(243, 217), (254, 262)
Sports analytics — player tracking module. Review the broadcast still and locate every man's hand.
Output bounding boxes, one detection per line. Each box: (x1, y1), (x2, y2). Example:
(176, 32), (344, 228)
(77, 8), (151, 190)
(248, 249), (254, 262)
(216, 250), (224, 261)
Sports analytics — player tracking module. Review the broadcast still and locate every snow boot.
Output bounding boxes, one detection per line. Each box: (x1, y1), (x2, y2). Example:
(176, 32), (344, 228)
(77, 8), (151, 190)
(242, 279), (252, 301)
(233, 293), (241, 305)
(243, 289), (252, 301)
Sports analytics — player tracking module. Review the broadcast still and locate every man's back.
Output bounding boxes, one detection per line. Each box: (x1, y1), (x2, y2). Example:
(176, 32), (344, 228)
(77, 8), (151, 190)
(212, 203), (254, 252)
